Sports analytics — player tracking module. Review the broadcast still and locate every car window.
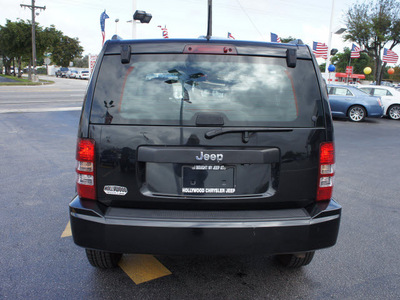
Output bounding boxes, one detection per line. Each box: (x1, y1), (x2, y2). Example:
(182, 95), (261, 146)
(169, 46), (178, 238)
(91, 54), (322, 127)
(374, 88), (392, 96)
(359, 87), (372, 95)
(330, 87), (352, 96)
(356, 88), (368, 95)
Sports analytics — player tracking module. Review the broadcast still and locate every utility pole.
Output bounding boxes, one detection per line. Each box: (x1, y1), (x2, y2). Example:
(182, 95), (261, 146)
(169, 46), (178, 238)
(20, 0), (46, 82)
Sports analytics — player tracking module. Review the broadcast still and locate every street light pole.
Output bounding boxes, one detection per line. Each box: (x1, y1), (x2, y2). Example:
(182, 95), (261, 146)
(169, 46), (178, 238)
(325, 0), (335, 76)
(132, 0), (137, 38)
(115, 19), (120, 35)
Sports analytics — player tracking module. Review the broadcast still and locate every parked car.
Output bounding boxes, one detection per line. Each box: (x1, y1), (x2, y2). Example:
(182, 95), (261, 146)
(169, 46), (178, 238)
(55, 67), (69, 77)
(358, 85), (400, 120)
(327, 84), (384, 122)
(76, 70), (90, 80)
(70, 37), (341, 269)
(67, 70), (78, 78)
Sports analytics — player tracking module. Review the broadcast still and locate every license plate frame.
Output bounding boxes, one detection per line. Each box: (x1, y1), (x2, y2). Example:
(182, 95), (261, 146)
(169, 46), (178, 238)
(182, 165), (235, 194)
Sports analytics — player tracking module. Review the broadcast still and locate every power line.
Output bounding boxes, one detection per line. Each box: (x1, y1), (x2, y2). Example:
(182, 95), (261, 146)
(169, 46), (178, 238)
(235, 0), (264, 40)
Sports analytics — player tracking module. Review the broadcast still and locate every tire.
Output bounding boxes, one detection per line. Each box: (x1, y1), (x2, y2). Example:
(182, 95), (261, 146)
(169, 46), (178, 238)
(85, 249), (122, 269)
(387, 104), (400, 120)
(276, 251), (315, 268)
(348, 105), (366, 122)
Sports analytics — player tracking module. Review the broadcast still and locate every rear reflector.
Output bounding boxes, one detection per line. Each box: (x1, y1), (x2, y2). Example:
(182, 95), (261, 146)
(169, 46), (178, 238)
(76, 138), (96, 200)
(317, 142), (335, 201)
(183, 45), (238, 55)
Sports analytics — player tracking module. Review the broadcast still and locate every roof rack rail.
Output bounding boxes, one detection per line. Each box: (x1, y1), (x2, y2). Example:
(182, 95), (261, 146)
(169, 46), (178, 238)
(111, 34), (123, 40)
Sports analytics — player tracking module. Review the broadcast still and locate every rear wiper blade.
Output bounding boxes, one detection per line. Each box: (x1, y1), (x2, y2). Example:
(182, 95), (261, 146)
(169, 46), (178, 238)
(205, 127), (293, 142)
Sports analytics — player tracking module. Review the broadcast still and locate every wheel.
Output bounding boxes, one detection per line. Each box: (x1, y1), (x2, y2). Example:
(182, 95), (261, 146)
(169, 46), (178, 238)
(85, 249), (122, 268)
(276, 251), (315, 268)
(348, 105), (366, 122)
(387, 104), (400, 120)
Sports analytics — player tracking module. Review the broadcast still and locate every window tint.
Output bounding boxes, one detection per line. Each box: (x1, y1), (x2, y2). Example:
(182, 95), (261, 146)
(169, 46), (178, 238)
(91, 54), (321, 127)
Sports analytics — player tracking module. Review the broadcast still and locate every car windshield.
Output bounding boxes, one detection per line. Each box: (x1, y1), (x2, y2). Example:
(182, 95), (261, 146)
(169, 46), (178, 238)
(90, 54), (321, 127)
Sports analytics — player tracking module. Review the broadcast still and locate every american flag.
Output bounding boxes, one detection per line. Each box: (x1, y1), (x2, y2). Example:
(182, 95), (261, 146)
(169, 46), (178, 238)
(313, 42), (328, 59)
(100, 10), (109, 46)
(227, 32), (235, 39)
(383, 48), (398, 64)
(158, 26), (169, 38)
(351, 44), (361, 58)
(271, 32), (281, 43)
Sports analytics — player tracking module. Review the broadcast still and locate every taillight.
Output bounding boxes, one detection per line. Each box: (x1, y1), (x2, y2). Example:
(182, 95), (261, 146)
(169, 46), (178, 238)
(377, 97), (383, 107)
(76, 138), (96, 200)
(317, 142), (335, 201)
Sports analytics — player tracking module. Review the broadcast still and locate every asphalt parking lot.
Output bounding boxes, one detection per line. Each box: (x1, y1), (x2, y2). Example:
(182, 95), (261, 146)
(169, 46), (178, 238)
(0, 81), (399, 299)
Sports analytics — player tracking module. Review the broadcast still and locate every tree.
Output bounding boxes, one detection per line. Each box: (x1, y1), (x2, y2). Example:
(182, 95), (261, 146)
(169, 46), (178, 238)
(319, 63), (326, 73)
(344, 0), (400, 84)
(73, 55), (89, 68)
(51, 35), (83, 67)
(281, 36), (296, 43)
(0, 19), (31, 77)
(0, 19), (84, 77)
(36, 25), (60, 63)
(330, 47), (375, 80)
(386, 65), (400, 81)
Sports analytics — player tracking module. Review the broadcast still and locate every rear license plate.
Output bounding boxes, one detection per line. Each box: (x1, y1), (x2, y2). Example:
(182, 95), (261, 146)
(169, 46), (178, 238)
(182, 165), (235, 194)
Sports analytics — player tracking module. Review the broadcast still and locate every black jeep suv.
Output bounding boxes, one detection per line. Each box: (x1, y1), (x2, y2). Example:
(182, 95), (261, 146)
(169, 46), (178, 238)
(70, 38), (341, 268)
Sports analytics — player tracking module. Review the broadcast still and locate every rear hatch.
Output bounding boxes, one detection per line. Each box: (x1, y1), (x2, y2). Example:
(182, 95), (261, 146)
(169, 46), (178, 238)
(87, 40), (328, 210)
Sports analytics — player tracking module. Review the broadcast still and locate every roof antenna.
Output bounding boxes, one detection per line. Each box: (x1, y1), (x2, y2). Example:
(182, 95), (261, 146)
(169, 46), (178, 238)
(206, 0), (212, 40)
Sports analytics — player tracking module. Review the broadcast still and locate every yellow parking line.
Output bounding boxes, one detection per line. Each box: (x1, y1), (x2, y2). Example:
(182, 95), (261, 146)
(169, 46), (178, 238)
(119, 254), (172, 284)
(61, 221), (72, 238)
(61, 222), (171, 284)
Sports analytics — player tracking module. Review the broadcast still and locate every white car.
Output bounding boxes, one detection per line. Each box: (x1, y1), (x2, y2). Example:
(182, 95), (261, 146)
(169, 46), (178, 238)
(66, 70), (79, 78)
(76, 70), (90, 80)
(358, 85), (400, 120)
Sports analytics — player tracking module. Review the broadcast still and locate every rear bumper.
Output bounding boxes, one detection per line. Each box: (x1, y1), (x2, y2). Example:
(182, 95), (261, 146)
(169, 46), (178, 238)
(69, 197), (341, 255)
(368, 105), (385, 117)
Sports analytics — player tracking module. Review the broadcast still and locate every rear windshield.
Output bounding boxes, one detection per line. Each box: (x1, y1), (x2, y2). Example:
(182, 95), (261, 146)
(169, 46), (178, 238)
(90, 54), (321, 127)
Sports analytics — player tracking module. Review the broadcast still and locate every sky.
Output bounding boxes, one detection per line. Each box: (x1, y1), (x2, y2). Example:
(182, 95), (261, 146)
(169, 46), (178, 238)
(1, 0), (399, 64)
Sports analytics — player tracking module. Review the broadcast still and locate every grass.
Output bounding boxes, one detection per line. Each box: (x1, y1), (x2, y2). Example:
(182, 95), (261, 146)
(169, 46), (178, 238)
(0, 74), (54, 86)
